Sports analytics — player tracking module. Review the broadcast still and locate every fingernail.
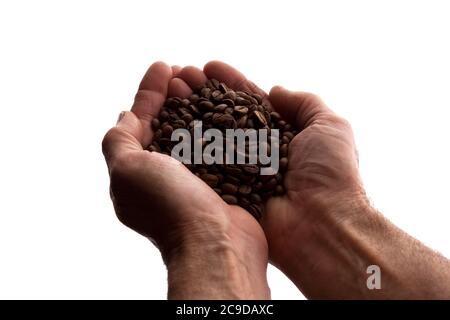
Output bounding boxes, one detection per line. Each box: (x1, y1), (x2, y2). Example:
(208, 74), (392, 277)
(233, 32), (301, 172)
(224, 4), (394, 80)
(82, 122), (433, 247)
(116, 111), (125, 124)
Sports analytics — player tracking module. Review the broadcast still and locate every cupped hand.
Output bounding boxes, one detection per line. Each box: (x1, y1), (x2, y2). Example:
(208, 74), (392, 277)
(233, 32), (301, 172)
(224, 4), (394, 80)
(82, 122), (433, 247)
(202, 62), (365, 295)
(102, 62), (269, 298)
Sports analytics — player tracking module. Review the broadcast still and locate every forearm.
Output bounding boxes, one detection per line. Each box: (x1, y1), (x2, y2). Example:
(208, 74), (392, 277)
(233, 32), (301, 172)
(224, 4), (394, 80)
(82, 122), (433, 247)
(164, 236), (270, 300)
(283, 194), (450, 299)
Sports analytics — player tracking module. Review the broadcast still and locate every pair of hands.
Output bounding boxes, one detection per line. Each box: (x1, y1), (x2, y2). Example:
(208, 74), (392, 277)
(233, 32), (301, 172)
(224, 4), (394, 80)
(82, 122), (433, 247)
(102, 61), (365, 299)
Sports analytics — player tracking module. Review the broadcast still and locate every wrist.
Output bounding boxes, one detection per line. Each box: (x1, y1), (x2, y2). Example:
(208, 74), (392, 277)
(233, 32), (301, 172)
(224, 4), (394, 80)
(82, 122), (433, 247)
(166, 237), (266, 299)
(278, 192), (383, 298)
(158, 211), (270, 299)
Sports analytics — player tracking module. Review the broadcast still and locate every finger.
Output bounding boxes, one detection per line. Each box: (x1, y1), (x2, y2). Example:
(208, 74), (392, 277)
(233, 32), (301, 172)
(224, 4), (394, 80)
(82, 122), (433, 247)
(178, 66), (208, 90)
(102, 111), (144, 168)
(203, 60), (267, 99)
(132, 61), (172, 146)
(269, 86), (334, 129)
(168, 77), (192, 98)
(172, 65), (182, 77)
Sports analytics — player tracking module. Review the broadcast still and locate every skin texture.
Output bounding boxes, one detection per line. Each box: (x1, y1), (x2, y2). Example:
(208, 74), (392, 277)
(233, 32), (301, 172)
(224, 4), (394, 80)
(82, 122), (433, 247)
(103, 61), (450, 300)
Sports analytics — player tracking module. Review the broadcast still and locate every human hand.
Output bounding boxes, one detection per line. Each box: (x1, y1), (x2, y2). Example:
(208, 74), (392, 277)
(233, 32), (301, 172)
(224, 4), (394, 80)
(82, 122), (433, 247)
(175, 61), (450, 300)
(198, 62), (367, 298)
(102, 62), (269, 299)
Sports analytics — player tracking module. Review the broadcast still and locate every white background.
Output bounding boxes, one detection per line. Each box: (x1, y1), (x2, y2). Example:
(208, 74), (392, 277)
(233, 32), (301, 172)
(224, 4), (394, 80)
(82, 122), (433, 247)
(0, 0), (449, 299)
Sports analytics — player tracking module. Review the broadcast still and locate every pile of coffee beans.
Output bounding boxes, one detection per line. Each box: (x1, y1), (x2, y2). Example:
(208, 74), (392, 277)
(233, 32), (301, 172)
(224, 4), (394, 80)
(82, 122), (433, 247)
(148, 79), (297, 219)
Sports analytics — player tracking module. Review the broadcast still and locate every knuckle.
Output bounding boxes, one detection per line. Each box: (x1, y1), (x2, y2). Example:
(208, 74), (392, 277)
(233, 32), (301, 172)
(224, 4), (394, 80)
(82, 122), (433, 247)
(302, 92), (322, 105)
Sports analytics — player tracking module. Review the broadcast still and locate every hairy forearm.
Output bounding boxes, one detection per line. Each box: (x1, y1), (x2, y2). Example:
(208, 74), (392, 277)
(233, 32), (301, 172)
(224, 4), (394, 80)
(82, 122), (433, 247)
(284, 194), (450, 299)
(165, 239), (270, 300)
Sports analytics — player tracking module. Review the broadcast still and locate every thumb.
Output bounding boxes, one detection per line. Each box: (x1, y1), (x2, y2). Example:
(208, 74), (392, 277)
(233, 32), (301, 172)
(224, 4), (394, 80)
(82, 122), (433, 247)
(102, 111), (145, 166)
(269, 86), (333, 129)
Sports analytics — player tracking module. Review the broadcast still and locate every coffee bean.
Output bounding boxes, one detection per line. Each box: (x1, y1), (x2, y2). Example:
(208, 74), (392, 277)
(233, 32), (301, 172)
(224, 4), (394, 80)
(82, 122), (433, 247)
(280, 157), (288, 171)
(181, 113), (194, 123)
(222, 194), (238, 205)
(225, 175), (241, 185)
(213, 188), (222, 195)
(275, 185), (284, 195)
(151, 118), (160, 130)
(162, 125), (173, 137)
(252, 93), (263, 104)
(222, 183), (238, 195)
(242, 164), (259, 175)
(200, 173), (219, 187)
(222, 98), (235, 107)
(154, 129), (162, 140)
(201, 87), (212, 98)
(283, 131), (294, 140)
(234, 105), (249, 115)
(239, 197), (251, 208)
(235, 96), (251, 106)
(263, 177), (277, 191)
(237, 115), (248, 128)
(199, 100), (215, 112)
(280, 144), (288, 157)
(223, 166), (241, 177)
(247, 204), (263, 219)
(214, 104), (228, 112)
(249, 193), (262, 204)
(218, 83), (229, 93)
(280, 136), (289, 144)
(160, 110), (169, 121)
(212, 113), (236, 129)
(223, 91), (237, 101)
(238, 185), (252, 195)
(224, 107), (234, 115)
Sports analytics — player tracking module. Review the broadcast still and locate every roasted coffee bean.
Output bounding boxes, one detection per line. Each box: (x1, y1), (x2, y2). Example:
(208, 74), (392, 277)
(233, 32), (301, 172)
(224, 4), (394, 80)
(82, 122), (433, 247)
(263, 177), (278, 191)
(154, 129), (162, 141)
(149, 144), (160, 152)
(172, 119), (186, 129)
(242, 164), (259, 175)
(222, 194), (238, 205)
(252, 93), (263, 104)
(275, 185), (284, 195)
(239, 197), (251, 208)
(237, 115), (248, 128)
(199, 100), (215, 112)
(200, 173), (219, 187)
(238, 185), (252, 195)
(213, 188), (222, 195)
(218, 83), (229, 93)
(247, 204), (263, 219)
(224, 107), (234, 115)
(280, 144), (288, 157)
(151, 118), (160, 130)
(280, 157), (288, 171)
(201, 87), (212, 98)
(225, 165), (243, 176)
(235, 96), (251, 106)
(212, 113), (236, 129)
(225, 175), (241, 185)
(214, 104), (228, 112)
(162, 125), (173, 137)
(281, 136), (290, 144)
(222, 98), (235, 107)
(249, 193), (262, 204)
(181, 113), (194, 123)
(283, 131), (295, 140)
(223, 91), (237, 101)
(160, 110), (169, 121)
(222, 183), (238, 195)
(234, 105), (249, 115)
